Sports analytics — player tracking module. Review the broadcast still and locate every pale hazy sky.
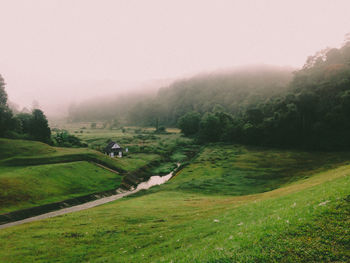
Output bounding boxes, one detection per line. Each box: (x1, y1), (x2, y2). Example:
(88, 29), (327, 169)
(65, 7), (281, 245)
(0, 0), (350, 114)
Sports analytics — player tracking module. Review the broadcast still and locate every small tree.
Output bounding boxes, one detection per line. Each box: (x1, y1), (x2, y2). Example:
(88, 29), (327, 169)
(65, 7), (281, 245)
(0, 75), (7, 106)
(29, 109), (51, 142)
(155, 126), (166, 134)
(178, 112), (201, 136)
(0, 74), (16, 137)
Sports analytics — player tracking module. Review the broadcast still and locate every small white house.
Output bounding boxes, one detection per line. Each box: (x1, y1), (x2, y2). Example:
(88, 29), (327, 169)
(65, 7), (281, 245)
(104, 141), (123, 158)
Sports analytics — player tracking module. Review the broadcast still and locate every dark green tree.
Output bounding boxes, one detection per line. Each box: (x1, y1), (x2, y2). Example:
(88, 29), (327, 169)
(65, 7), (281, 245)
(198, 113), (221, 142)
(0, 74), (16, 136)
(0, 75), (7, 106)
(16, 113), (32, 134)
(29, 109), (51, 142)
(178, 111), (201, 136)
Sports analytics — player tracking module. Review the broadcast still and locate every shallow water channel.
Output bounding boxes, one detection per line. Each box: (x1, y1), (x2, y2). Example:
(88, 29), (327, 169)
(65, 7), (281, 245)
(0, 164), (180, 229)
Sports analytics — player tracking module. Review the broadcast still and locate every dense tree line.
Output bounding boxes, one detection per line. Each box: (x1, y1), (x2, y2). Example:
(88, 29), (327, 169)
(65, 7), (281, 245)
(67, 37), (350, 150)
(68, 66), (293, 126)
(178, 40), (350, 149)
(0, 75), (51, 143)
(127, 66), (293, 126)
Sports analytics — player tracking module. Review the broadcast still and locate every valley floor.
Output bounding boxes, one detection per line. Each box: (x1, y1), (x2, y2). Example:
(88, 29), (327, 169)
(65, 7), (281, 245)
(1, 144), (349, 262)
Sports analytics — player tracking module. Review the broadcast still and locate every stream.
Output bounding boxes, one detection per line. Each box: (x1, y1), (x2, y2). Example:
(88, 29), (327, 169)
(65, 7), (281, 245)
(0, 164), (180, 230)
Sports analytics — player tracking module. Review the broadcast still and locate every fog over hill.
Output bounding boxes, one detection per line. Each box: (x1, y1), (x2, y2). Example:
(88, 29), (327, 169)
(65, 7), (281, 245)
(8, 78), (173, 118)
(68, 65), (294, 123)
(1, 0), (349, 119)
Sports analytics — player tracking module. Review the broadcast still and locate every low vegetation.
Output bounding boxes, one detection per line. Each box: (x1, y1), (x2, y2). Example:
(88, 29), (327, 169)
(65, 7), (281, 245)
(1, 145), (349, 262)
(160, 145), (350, 195)
(0, 161), (122, 213)
(0, 138), (55, 159)
(0, 125), (194, 213)
(0, 137), (164, 213)
(0, 138), (162, 172)
(52, 124), (196, 175)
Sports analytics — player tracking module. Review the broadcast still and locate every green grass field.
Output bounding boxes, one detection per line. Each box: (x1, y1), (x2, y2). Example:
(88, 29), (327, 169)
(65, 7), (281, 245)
(0, 161), (122, 213)
(0, 138), (162, 213)
(53, 123), (191, 157)
(52, 123), (196, 176)
(0, 138), (162, 172)
(1, 144), (349, 262)
(0, 123), (192, 213)
(0, 125), (190, 213)
(161, 145), (350, 195)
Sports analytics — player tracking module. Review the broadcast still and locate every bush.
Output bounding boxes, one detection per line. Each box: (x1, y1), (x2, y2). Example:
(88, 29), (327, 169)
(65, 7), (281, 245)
(178, 112), (201, 136)
(52, 131), (87, 148)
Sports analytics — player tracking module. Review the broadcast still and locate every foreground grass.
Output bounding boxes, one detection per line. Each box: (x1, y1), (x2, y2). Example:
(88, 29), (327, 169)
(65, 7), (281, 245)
(0, 145), (349, 262)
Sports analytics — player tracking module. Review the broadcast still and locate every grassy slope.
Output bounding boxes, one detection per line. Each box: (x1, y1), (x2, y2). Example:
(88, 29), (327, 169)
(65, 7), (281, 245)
(0, 138), (56, 159)
(0, 138), (161, 172)
(51, 125), (193, 175)
(0, 161), (122, 213)
(61, 125), (182, 152)
(162, 145), (350, 195)
(0, 138), (159, 213)
(0, 145), (349, 262)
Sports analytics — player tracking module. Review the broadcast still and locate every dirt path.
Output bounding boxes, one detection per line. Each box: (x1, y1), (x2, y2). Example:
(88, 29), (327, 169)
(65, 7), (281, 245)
(0, 165), (179, 230)
(91, 162), (120, 174)
(0, 188), (136, 230)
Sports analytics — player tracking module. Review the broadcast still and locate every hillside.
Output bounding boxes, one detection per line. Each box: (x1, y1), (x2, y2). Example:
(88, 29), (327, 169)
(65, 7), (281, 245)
(0, 139), (126, 213)
(67, 65), (293, 125)
(0, 138), (55, 159)
(130, 65), (293, 126)
(1, 144), (349, 262)
(0, 161), (122, 213)
(0, 138), (160, 213)
(0, 138), (160, 172)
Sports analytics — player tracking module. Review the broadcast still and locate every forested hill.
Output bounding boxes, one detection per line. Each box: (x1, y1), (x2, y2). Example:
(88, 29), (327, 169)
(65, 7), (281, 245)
(68, 41), (350, 150)
(274, 42), (350, 149)
(177, 41), (350, 149)
(68, 93), (151, 123)
(128, 65), (293, 126)
(68, 65), (293, 124)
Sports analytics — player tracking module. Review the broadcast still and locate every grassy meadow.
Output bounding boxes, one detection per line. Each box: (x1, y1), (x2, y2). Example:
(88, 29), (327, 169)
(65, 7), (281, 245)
(52, 123), (195, 174)
(53, 122), (185, 155)
(1, 144), (349, 262)
(0, 138), (124, 213)
(0, 126), (191, 213)
(0, 161), (122, 213)
(161, 145), (350, 195)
